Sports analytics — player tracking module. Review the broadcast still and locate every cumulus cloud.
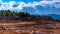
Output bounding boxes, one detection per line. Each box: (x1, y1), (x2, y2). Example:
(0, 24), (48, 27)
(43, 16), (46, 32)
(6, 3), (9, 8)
(0, 0), (60, 15)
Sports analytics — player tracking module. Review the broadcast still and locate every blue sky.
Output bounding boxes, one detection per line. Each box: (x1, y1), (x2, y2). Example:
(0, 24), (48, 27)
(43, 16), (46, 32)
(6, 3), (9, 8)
(0, 0), (60, 15)
(2, 0), (41, 3)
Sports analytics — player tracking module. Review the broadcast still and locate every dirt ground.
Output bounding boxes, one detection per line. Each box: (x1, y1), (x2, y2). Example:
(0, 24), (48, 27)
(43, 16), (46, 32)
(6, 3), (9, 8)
(0, 20), (60, 34)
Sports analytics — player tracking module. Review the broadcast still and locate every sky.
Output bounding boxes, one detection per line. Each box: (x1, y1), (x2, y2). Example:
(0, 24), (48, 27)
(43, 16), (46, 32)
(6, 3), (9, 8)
(0, 0), (60, 15)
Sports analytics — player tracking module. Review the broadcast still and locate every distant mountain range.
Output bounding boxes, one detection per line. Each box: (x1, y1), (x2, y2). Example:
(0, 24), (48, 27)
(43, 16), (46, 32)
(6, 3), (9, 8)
(34, 14), (60, 20)
(40, 14), (60, 20)
(47, 14), (60, 20)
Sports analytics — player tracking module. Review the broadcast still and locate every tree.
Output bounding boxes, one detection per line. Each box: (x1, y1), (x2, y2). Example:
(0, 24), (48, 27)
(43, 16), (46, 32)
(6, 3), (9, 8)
(25, 12), (31, 17)
(17, 12), (25, 17)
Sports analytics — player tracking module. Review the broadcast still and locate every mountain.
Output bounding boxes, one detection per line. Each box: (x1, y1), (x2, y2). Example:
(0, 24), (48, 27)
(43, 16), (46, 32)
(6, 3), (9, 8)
(33, 14), (60, 20)
(35, 14), (60, 20)
(45, 14), (60, 20)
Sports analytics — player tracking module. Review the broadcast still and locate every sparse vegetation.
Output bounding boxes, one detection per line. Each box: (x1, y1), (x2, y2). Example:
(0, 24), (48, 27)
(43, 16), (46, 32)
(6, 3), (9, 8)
(0, 10), (60, 34)
(0, 10), (54, 21)
(0, 10), (30, 17)
(0, 10), (59, 22)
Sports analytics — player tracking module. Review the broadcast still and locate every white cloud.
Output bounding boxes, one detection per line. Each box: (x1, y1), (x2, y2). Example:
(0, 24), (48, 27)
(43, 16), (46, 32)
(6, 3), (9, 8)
(0, 1), (16, 10)
(0, 0), (60, 11)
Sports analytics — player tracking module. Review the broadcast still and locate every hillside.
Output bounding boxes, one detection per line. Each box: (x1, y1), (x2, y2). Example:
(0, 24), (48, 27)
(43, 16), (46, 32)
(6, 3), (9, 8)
(0, 10), (60, 34)
(46, 14), (60, 20)
(0, 19), (60, 34)
(0, 10), (54, 21)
